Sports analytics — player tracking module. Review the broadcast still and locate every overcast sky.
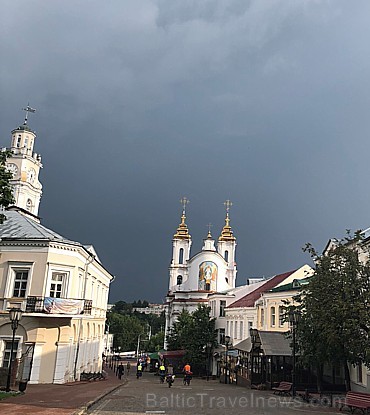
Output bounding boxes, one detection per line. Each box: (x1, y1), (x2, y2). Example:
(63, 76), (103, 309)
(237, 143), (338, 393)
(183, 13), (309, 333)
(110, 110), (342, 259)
(1, 0), (370, 303)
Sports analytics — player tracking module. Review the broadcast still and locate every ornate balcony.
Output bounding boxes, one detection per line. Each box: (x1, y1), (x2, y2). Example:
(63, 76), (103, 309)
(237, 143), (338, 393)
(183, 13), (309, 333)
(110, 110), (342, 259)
(25, 296), (92, 315)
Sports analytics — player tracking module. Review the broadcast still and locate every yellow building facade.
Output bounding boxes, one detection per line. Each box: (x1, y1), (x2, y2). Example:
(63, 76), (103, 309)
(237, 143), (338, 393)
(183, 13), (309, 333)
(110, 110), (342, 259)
(0, 113), (114, 385)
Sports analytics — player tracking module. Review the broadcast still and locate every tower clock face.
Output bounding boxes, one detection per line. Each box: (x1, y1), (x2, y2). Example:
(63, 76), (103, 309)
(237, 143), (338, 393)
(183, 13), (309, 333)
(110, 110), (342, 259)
(6, 163), (18, 176)
(27, 168), (36, 184)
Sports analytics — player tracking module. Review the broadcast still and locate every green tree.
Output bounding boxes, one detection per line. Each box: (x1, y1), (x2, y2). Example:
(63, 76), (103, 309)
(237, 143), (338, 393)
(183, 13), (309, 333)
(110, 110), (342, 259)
(166, 305), (217, 375)
(185, 305), (217, 375)
(299, 235), (370, 391)
(0, 150), (15, 223)
(166, 309), (193, 351)
(107, 312), (144, 351)
(146, 331), (165, 352)
(111, 301), (133, 315)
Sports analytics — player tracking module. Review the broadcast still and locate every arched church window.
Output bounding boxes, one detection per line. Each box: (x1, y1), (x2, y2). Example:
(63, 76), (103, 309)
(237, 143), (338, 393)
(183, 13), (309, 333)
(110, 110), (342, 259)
(26, 199), (33, 212)
(179, 248), (184, 264)
(205, 282), (211, 291)
(224, 250), (229, 262)
(177, 275), (183, 285)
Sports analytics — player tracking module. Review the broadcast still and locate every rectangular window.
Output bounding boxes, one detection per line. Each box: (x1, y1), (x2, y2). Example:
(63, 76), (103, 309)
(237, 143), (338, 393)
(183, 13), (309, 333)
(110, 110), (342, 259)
(279, 306), (284, 326)
(271, 306), (276, 327)
(16, 135), (21, 147)
(357, 364), (363, 383)
(248, 321), (253, 336)
(2, 340), (19, 368)
(13, 271), (28, 297)
(219, 328), (225, 345)
(219, 300), (226, 317)
(261, 309), (265, 327)
(240, 321), (244, 339)
(50, 272), (66, 298)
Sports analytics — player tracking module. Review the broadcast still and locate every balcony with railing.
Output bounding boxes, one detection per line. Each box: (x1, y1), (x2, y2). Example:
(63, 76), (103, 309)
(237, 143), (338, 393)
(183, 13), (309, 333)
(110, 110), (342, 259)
(25, 296), (92, 315)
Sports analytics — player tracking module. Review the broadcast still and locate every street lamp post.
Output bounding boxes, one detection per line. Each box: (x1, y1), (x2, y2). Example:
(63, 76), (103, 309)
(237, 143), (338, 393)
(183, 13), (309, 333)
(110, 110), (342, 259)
(250, 328), (258, 387)
(225, 335), (231, 384)
(288, 310), (300, 397)
(6, 308), (23, 392)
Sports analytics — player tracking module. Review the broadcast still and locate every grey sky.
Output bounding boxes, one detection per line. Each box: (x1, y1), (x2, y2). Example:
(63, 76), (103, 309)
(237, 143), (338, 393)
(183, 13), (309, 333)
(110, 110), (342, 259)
(1, 1), (370, 303)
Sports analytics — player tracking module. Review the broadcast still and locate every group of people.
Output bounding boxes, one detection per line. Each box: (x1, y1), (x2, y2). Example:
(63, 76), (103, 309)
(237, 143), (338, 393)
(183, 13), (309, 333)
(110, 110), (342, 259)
(115, 361), (131, 380)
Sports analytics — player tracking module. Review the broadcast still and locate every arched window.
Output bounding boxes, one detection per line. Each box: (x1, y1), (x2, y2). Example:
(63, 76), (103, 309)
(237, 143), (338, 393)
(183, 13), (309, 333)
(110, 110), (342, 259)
(261, 309), (265, 326)
(26, 199), (33, 212)
(179, 248), (184, 264)
(224, 250), (229, 262)
(177, 275), (183, 285)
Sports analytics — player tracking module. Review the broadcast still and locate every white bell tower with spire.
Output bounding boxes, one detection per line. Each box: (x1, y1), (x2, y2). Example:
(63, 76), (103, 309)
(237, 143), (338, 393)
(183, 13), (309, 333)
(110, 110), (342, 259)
(168, 197), (192, 292)
(217, 200), (237, 288)
(5, 105), (43, 217)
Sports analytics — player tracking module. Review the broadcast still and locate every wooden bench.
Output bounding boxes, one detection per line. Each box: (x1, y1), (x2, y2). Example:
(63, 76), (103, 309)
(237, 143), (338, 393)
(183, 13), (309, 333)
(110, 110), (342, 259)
(339, 391), (370, 414)
(272, 381), (293, 396)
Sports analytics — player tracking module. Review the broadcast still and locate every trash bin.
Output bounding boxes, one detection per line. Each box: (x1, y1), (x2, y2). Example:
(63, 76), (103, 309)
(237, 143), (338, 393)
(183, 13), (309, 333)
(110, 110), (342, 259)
(18, 381), (28, 392)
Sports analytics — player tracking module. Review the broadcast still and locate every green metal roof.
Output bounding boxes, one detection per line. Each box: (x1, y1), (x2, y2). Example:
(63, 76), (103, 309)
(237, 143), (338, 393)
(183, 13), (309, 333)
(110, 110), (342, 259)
(269, 277), (311, 293)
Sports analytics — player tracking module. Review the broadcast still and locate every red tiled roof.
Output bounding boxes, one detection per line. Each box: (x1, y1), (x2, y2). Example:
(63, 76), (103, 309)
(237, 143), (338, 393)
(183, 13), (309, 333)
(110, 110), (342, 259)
(227, 270), (297, 308)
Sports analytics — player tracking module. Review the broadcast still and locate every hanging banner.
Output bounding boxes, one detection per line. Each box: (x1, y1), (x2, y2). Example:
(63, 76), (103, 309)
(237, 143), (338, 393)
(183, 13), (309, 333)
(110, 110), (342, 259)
(43, 297), (84, 315)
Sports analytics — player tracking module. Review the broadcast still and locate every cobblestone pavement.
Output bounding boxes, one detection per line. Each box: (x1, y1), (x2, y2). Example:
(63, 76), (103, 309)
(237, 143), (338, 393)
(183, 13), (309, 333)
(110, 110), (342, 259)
(87, 371), (340, 415)
(0, 367), (123, 415)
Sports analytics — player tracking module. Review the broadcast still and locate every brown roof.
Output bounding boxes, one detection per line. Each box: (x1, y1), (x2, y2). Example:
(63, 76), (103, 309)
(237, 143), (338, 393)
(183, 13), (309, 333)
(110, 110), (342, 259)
(227, 270), (296, 308)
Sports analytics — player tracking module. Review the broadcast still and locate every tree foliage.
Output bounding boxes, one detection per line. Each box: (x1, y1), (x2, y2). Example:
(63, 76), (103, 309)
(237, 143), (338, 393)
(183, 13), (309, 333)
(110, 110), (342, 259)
(297, 235), (370, 391)
(166, 305), (217, 374)
(107, 300), (165, 352)
(0, 151), (15, 223)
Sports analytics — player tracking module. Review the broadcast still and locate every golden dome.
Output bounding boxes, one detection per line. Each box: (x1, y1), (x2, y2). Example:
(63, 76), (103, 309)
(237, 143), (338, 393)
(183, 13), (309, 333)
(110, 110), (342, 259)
(219, 212), (236, 241)
(173, 212), (191, 240)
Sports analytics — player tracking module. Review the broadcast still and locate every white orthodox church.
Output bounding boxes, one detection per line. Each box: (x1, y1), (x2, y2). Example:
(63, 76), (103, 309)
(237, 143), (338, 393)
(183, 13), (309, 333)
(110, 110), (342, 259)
(164, 200), (237, 347)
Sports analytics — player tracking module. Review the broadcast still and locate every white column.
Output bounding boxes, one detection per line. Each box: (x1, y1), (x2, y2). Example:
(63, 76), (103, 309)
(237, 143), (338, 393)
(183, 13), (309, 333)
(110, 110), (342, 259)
(29, 343), (44, 384)
(53, 342), (69, 384)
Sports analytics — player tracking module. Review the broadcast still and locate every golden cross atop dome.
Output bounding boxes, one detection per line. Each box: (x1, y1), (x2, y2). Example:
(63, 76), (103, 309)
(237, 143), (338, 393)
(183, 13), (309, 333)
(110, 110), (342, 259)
(174, 197), (191, 240)
(180, 197), (190, 213)
(224, 199), (233, 213)
(206, 223), (213, 238)
(219, 200), (236, 241)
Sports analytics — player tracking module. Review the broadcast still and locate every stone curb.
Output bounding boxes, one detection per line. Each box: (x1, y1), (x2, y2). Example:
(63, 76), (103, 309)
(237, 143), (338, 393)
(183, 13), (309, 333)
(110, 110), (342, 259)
(73, 379), (128, 415)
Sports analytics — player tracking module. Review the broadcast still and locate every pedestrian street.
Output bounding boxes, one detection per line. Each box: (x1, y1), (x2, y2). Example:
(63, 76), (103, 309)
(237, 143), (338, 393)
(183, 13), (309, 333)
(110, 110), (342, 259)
(87, 371), (339, 415)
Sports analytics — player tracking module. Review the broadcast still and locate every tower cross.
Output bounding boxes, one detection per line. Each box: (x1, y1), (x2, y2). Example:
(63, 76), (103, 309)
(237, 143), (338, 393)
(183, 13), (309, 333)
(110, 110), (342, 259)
(180, 197), (190, 213)
(23, 103), (36, 125)
(207, 223), (213, 234)
(224, 199), (233, 213)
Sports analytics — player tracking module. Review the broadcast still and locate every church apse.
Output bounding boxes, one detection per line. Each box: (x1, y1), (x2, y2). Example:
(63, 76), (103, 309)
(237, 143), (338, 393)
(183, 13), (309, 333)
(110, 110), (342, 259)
(198, 261), (217, 291)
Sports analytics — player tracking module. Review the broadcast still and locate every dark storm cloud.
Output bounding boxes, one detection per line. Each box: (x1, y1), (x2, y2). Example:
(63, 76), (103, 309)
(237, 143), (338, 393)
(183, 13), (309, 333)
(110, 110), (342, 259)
(1, 1), (370, 302)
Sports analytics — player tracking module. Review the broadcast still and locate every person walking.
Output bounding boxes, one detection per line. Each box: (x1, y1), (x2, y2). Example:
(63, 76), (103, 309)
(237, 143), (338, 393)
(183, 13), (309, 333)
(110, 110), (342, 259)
(136, 363), (143, 379)
(126, 361), (131, 376)
(116, 362), (124, 380)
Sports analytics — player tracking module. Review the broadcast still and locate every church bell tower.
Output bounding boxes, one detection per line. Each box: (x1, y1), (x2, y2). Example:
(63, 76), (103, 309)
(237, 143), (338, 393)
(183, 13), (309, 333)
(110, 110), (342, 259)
(218, 200), (237, 288)
(168, 197), (192, 292)
(5, 105), (43, 216)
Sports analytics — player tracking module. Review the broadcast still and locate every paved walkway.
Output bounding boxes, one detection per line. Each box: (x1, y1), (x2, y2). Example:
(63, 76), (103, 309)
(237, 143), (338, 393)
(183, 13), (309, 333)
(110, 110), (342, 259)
(0, 367), (126, 415)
